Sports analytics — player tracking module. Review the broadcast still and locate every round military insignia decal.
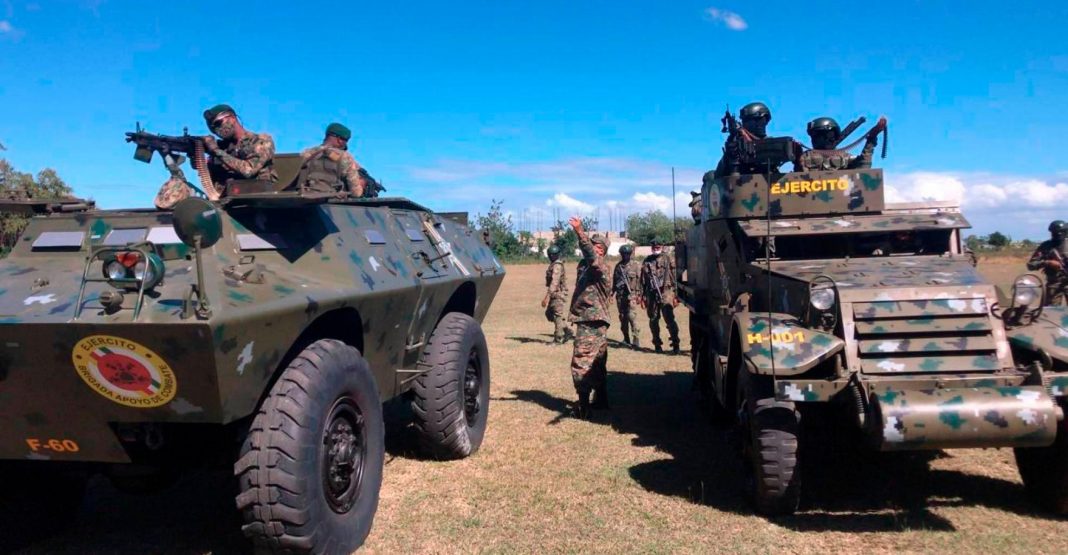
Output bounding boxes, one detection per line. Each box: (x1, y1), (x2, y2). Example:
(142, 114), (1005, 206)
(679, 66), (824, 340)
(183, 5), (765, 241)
(707, 183), (722, 218)
(72, 335), (177, 408)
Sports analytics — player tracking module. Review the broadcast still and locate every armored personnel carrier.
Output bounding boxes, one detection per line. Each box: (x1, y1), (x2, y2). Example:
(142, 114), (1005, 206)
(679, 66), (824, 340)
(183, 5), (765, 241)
(679, 159), (1068, 515)
(0, 153), (505, 552)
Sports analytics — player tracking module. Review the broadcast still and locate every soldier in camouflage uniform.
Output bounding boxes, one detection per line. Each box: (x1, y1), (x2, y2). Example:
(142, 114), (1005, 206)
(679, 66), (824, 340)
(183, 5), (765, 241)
(641, 239), (680, 354)
(1027, 220), (1068, 306)
(713, 101), (773, 179)
(202, 104), (277, 199)
(299, 122), (370, 197)
(611, 244), (642, 349)
(794, 116), (880, 172)
(541, 244), (573, 344)
(567, 216), (612, 418)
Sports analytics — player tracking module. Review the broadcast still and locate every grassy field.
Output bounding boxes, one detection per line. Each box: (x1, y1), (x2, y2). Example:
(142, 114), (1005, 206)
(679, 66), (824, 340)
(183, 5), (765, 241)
(19, 257), (1068, 554)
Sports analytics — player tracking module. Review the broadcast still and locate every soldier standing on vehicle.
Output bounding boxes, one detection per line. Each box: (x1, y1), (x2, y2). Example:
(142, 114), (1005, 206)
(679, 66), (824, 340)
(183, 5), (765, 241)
(641, 239), (680, 354)
(1027, 220), (1068, 306)
(541, 244), (573, 344)
(202, 104), (277, 198)
(795, 116), (883, 172)
(713, 101), (773, 179)
(298, 123), (370, 197)
(567, 217), (612, 418)
(612, 244), (642, 349)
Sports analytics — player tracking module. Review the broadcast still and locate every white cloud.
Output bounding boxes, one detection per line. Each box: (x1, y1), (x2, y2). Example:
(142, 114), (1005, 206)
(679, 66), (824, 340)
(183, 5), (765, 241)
(546, 192), (594, 213)
(630, 191), (693, 216)
(887, 172), (1068, 212)
(0, 21), (14, 33)
(704, 8), (748, 31)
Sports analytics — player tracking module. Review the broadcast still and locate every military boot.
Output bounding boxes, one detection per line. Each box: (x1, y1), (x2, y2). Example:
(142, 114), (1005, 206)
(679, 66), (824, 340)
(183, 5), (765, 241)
(575, 391), (592, 419)
(671, 343), (680, 355)
(632, 338), (641, 350)
(655, 344), (663, 354)
(592, 383), (610, 410)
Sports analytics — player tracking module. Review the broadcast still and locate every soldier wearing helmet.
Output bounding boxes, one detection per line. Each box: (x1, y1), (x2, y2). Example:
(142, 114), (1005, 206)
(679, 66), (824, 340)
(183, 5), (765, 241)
(713, 101), (775, 179)
(541, 244), (573, 344)
(1027, 220), (1068, 305)
(795, 116), (881, 172)
(640, 239), (681, 354)
(611, 243), (643, 349)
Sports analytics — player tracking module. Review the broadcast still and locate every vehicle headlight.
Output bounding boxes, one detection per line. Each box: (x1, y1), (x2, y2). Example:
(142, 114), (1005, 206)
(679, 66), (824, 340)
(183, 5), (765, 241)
(810, 286), (836, 311)
(1013, 275), (1042, 308)
(105, 260), (128, 281)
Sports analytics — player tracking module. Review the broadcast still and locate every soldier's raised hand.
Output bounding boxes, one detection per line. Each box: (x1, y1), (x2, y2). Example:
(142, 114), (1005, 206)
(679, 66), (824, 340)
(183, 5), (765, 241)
(568, 216), (582, 232)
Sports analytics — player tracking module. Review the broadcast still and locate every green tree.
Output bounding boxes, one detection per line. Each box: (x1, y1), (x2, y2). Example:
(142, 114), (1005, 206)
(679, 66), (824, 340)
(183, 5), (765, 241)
(625, 210), (680, 246)
(475, 199), (533, 260)
(1, 158), (75, 256)
(987, 231), (1011, 249)
(964, 235), (984, 252)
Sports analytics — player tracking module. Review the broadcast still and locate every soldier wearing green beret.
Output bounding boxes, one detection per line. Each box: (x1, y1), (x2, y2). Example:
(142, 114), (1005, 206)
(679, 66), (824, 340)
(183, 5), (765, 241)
(299, 122), (380, 198)
(201, 104), (277, 199)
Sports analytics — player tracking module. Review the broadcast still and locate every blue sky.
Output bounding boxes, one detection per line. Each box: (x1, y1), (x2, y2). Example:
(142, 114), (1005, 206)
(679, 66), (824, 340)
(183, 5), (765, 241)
(1, 1), (1067, 238)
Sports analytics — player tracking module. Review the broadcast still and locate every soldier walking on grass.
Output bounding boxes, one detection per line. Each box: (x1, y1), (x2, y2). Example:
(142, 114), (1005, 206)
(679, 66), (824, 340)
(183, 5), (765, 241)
(541, 244), (573, 344)
(641, 239), (680, 354)
(611, 244), (642, 349)
(1027, 220), (1068, 306)
(567, 217), (611, 418)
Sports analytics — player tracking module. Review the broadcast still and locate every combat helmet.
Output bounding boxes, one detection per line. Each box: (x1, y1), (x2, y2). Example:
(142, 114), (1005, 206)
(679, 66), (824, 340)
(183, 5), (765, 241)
(619, 244), (634, 256)
(740, 102), (771, 138)
(1050, 220), (1067, 235)
(807, 117), (841, 149)
(547, 244), (562, 258)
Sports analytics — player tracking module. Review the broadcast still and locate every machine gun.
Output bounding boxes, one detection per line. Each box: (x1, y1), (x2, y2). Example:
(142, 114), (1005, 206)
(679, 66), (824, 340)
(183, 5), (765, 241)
(831, 117), (866, 148)
(720, 107), (758, 176)
(126, 123), (216, 195)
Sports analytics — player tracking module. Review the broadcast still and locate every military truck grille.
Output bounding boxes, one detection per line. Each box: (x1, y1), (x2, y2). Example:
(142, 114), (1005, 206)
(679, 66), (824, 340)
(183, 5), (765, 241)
(851, 298), (999, 375)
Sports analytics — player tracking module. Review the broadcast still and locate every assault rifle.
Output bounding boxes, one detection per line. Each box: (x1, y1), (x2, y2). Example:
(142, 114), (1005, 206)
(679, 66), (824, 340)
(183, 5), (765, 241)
(648, 266), (665, 306)
(358, 168), (387, 198)
(614, 265), (633, 299)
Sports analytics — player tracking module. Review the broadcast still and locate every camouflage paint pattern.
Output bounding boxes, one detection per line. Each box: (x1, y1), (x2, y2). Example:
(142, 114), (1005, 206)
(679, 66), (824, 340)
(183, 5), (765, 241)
(299, 144), (367, 197)
(545, 259), (571, 342)
(711, 168), (885, 219)
(0, 193), (504, 463)
(612, 257), (642, 345)
(571, 322), (608, 395)
(1005, 305), (1068, 396)
(872, 386), (1059, 450)
(733, 313), (844, 375)
(737, 211), (969, 237)
(208, 130), (277, 186)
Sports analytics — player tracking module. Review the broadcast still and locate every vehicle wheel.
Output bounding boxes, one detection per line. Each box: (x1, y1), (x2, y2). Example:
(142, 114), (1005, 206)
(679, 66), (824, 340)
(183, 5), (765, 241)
(736, 371), (801, 516)
(694, 334), (731, 424)
(1014, 399), (1068, 514)
(412, 312), (491, 460)
(235, 339), (385, 554)
(0, 465), (87, 551)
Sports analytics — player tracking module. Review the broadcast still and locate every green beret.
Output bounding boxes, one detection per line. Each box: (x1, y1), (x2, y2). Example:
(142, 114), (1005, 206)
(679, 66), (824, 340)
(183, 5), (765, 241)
(591, 234), (608, 247)
(203, 104), (235, 123)
(326, 122), (351, 140)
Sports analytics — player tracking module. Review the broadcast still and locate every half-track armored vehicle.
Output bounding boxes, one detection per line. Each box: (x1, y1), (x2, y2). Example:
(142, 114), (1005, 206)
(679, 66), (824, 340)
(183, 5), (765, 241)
(0, 152), (505, 552)
(679, 158), (1068, 515)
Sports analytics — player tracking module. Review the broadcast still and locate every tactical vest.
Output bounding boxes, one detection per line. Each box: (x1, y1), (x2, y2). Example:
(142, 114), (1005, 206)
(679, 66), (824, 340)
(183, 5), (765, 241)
(798, 149), (854, 172)
(298, 148), (344, 193)
(546, 260), (567, 295)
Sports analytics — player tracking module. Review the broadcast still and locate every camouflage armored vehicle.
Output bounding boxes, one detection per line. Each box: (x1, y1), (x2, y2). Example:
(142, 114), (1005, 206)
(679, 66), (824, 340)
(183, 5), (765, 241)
(679, 158), (1068, 515)
(0, 152), (505, 552)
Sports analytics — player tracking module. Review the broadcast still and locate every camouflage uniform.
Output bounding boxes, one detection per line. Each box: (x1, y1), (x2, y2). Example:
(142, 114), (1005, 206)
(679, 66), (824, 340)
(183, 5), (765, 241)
(612, 256), (642, 347)
(569, 232), (611, 397)
(544, 258), (572, 343)
(1027, 238), (1068, 306)
(207, 131), (278, 194)
(641, 249), (680, 352)
(299, 144), (368, 197)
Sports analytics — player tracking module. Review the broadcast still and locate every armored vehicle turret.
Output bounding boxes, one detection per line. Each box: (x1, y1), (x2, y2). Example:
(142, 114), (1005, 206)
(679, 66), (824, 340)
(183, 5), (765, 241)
(680, 161), (1068, 515)
(0, 153), (505, 552)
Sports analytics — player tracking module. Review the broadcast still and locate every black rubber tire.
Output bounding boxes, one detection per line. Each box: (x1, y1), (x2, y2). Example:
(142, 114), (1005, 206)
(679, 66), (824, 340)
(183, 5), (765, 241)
(1014, 400), (1068, 514)
(737, 371), (802, 516)
(235, 339), (385, 554)
(0, 465), (87, 551)
(693, 332), (732, 425)
(411, 312), (491, 460)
